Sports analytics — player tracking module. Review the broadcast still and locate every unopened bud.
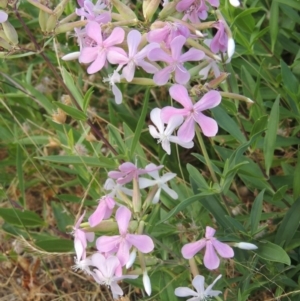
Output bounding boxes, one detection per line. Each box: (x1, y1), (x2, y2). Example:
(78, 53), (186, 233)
(52, 108), (67, 124)
(2, 21), (18, 45)
(46, 14), (58, 32)
(39, 10), (49, 32)
(230, 0), (240, 7)
(55, 20), (87, 34)
(234, 242), (258, 250)
(0, 0), (8, 9)
(206, 72), (229, 89)
(126, 249), (137, 269)
(143, 0), (160, 21)
(0, 36), (12, 50)
(61, 51), (80, 61)
(110, 0), (137, 20)
(0, 9), (8, 22)
(143, 271), (152, 296)
(53, 0), (69, 19)
(227, 38), (235, 60)
(121, 77), (155, 86)
(132, 178), (141, 213)
(158, 1), (177, 19)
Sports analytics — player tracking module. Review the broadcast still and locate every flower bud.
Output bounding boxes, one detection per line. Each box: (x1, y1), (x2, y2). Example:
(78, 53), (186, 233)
(52, 108), (67, 124)
(234, 242), (258, 250)
(121, 77), (155, 86)
(126, 249), (137, 269)
(230, 0), (240, 7)
(46, 14), (58, 32)
(55, 20), (87, 34)
(143, 0), (160, 22)
(53, 0), (69, 19)
(227, 37), (235, 60)
(0, 35), (11, 50)
(143, 271), (152, 296)
(110, 0), (137, 20)
(158, 1), (177, 19)
(61, 51), (80, 61)
(2, 20), (18, 45)
(39, 10), (49, 32)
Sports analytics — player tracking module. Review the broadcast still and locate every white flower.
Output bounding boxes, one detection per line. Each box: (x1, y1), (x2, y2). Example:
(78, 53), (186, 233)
(149, 108), (194, 155)
(234, 242), (258, 250)
(139, 163), (178, 204)
(175, 274), (222, 301)
(104, 178), (133, 198)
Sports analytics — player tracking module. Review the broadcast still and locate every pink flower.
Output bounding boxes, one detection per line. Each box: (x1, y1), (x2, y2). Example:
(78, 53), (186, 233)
(72, 211), (95, 261)
(79, 21), (125, 74)
(90, 253), (138, 299)
(181, 226), (234, 270)
(108, 161), (163, 185)
(107, 30), (159, 82)
(149, 108), (194, 154)
(88, 195), (116, 227)
(161, 85), (221, 141)
(176, 0), (209, 22)
(210, 21), (228, 54)
(148, 35), (204, 85)
(96, 206), (154, 266)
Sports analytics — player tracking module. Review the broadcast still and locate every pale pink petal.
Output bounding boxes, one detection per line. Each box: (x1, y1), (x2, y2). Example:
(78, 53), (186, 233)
(119, 162), (136, 172)
(178, 116), (195, 142)
(85, 232), (95, 242)
(122, 62), (136, 82)
(169, 84), (193, 109)
(204, 241), (220, 270)
(116, 206), (131, 235)
(106, 256), (120, 276)
(127, 30), (141, 57)
(75, 211), (86, 229)
(194, 91), (221, 111)
(161, 106), (188, 123)
(174, 65), (190, 84)
(194, 112), (218, 137)
(152, 188), (162, 203)
(103, 27), (125, 47)
(153, 66), (173, 85)
(112, 84), (122, 104)
(106, 49), (128, 65)
(180, 48), (205, 62)
(91, 253), (106, 271)
(160, 173), (177, 182)
(88, 201), (107, 227)
(126, 234), (154, 253)
(211, 239), (234, 258)
(135, 42), (160, 60)
(169, 136), (194, 149)
(74, 239), (84, 260)
(86, 21), (102, 44)
(176, 0), (195, 12)
(161, 184), (178, 199)
(87, 52), (106, 74)
(205, 274), (222, 296)
(175, 287), (198, 297)
(116, 240), (131, 266)
(148, 48), (172, 63)
(79, 47), (98, 64)
(205, 226), (216, 238)
(0, 11), (8, 23)
(147, 27), (169, 43)
(208, 0), (220, 7)
(192, 275), (205, 294)
(137, 60), (159, 74)
(110, 282), (124, 298)
(139, 178), (156, 189)
(150, 108), (164, 133)
(181, 239), (206, 259)
(96, 235), (121, 253)
(170, 35), (186, 60)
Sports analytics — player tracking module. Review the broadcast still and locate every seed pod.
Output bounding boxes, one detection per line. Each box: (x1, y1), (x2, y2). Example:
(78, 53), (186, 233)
(143, 0), (160, 22)
(2, 20), (18, 45)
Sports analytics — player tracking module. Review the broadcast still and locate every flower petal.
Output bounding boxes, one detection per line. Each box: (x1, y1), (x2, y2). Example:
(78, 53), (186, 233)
(181, 239), (206, 259)
(180, 48), (204, 62)
(170, 35), (185, 60)
(87, 52), (106, 74)
(88, 201), (107, 227)
(86, 21), (102, 45)
(205, 226), (216, 238)
(164, 115), (184, 135)
(79, 47), (98, 64)
(194, 112), (218, 137)
(192, 275), (205, 295)
(116, 206), (131, 235)
(178, 116), (195, 142)
(204, 274), (222, 296)
(153, 66), (173, 85)
(161, 106), (188, 123)
(169, 84), (193, 109)
(175, 65), (190, 84)
(126, 234), (154, 253)
(148, 48), (172, 63)
(150, 108), (164, 134)
(104, 27), (125, 47)
(204, 240), (220, 270)
(127, 30), (141, 57)
(211, 239), (234, 258)
(194, 90), (221, 111)
(96, 235), (120, 253)
(112, 84), (122, 104)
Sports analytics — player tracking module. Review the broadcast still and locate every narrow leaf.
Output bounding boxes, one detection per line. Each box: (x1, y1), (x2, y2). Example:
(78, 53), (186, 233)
(250, 189), (265, 235)
(270, 1), (279, 52)
(54, 102), (87, 121)
(263, 96), (279, 176)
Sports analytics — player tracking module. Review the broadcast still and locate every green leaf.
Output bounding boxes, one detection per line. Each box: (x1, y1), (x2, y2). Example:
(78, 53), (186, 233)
(83, 86), (94, 113)
(280, 60), (299, 96)
(187, 164), (209, 189)
(130, 88), (150, 158)
(275, 197), (300, 247)
(35, 155), (116, 168)
(275, 0), (300, 10)
(250, 189), (265, 235)
(51, 202), (73, 232)
(0, 208), (45, 227)
(212, 106), (246, 143)
(54, 102), (87, 121)
(108, 124), (127, 154)
(293, 151), (300, 200)
(61, 67), (84, 108)
(270, 1), (279, 52)
(263, 96), (280, 176)
(16, 145), (25, 204)
(255, 241), (291, 265)
(35, 238), (73, 252)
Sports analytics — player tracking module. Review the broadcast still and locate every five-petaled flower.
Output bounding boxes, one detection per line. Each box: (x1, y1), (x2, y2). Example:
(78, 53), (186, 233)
(181, 226), (234, 270)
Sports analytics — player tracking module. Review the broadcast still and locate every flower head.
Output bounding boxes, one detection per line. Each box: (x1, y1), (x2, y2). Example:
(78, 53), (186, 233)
(175, 274), (222, 301)
(161, 85), (221, 142)
(181, 226), (234, 270)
